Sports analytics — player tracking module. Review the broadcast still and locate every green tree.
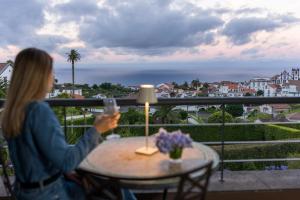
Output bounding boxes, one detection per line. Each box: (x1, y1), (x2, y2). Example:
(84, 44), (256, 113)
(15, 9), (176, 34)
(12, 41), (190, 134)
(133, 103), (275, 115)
(245, 92), (252, 96)
(6, 60), (14, 67)
(197, 93), (208, 97)
(178, 110), (188, 120)
(183, 81), (189, 89)
(191, 79), (200, 89)
(0, 78), (7, 98)
(100, 82), (112, 90)
(256, 90), (264, 96)
(225, 104), (244, 117)
(203, 82), (209, 89)
(56, 93), (71, 98)
(66, 49), (81, 96)
(120, 108), (145, 124)
(153, 105), (180, 124)
(208, 111), (233, 123)
(92, 84), (98, 90)
(172, 81), (179, 89)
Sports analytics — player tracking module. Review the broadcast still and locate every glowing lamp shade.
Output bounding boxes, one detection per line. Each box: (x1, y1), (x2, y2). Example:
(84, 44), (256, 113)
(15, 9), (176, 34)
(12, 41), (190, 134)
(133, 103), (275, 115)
(135, 84), (158, 155)
(137, 84), (157, 104)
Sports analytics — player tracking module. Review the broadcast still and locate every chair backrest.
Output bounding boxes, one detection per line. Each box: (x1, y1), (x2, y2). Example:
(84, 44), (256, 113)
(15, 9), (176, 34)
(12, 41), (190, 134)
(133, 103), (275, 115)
(174, 161), (213, 200)
(77, 170), (123, 200)
(78, 160), (213, 200)
(0, 141), (15, 200)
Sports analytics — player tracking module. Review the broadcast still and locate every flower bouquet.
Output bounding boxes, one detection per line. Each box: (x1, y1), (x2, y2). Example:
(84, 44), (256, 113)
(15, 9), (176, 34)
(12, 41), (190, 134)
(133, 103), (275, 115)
(155, 128), (193, 162)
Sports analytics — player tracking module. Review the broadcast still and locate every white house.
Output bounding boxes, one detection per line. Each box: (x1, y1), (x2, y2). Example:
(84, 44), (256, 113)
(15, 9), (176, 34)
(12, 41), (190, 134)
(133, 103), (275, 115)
(281, 80), (300, 97)
(156, 83), (174, 92)
(263, 84), (279, 97)
(46, 85), (83, 98)
(128, 86), (139, 91)
(47, 89), (61, 98)
(260, 104), (290, 116)
(176, 91), (197, 98)
(92, 94), (107, 99)
(0, 63), (13, 83)
(156, 90), (170, 98)
(249, 77), (270, 91)
(219, 85), (229, 94)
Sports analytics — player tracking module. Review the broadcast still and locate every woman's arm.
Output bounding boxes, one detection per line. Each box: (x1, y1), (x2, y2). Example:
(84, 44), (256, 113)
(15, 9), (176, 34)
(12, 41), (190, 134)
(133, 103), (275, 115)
(30, 102), (101, 173)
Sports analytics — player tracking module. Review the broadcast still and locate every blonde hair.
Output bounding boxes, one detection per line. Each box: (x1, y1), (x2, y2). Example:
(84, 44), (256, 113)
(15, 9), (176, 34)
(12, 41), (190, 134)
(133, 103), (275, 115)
(1, 48), (53, 138)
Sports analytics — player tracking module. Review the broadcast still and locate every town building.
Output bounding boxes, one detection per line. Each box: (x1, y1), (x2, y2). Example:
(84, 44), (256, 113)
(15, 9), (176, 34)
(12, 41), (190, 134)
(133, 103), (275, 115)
(249, 78), (270, 91)
(271, 68), (300, 85)
(0, 63), (13, 83)
(47, 84), (83, 98)
(281, 80), (300, 97)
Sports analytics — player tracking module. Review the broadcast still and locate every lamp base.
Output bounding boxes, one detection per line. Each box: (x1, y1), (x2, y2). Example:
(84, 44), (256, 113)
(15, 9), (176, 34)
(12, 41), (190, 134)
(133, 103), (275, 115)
(135, 147), (158, 155)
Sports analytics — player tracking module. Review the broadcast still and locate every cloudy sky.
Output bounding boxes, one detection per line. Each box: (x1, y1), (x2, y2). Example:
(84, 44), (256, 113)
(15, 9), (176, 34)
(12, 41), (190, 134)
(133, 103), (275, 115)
(1, 0), (300, 84)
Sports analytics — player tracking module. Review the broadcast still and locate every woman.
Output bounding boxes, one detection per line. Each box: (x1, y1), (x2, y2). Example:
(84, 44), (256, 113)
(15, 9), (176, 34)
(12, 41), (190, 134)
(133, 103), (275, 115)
(0, 48), (125, 199)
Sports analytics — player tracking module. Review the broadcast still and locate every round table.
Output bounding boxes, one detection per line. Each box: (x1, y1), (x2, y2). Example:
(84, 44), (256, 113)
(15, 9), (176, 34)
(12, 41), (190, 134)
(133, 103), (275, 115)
(79, 136), (219, 189)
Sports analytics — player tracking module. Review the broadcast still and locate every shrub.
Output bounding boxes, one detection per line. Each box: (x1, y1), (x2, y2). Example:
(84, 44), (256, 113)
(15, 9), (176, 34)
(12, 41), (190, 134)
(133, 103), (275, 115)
(217, 143), (300, 170)
(264, 124), (300, 140)
(287, 153), (300, 169)
(115, 124), (266, 142)
(208, 111), (233, 123)
(225, 104), (244, 117)
(257, 113), (272, 121)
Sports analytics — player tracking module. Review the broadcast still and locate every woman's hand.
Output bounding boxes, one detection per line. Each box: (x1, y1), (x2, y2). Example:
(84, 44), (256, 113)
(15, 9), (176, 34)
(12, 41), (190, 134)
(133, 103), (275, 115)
(93, 113), (121, 134)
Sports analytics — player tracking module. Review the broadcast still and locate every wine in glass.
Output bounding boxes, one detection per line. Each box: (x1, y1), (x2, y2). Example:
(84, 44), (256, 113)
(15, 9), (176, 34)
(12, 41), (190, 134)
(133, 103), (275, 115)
(103, 98), (120, 140)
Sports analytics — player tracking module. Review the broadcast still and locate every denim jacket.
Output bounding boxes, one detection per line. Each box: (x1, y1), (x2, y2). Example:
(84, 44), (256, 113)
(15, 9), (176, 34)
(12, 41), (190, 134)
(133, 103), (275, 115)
(6, 101), (101, 199)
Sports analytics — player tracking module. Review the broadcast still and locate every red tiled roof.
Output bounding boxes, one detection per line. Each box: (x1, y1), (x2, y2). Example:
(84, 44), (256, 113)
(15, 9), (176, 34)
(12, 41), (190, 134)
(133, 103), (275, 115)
(221, 81), (234, 84)
(241, 88), (256, 94)
(270, 104), (290, 110)
(0, 63), (7, 72)
(287, 112), (300, 120)
(227, 83), (238, 90)
(71, 94), (85, 99)
(268, 84), (280, 89)
(287, 80), (300, 87)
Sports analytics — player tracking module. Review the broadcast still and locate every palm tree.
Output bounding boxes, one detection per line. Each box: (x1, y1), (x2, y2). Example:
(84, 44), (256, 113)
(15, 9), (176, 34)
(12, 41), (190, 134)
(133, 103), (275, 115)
(66, 49), (81, 97)
(66, 49), (80, 139)
(6, 60), (14, 67)
(153, 105), (180, 124)
(191, 79), (200, 89)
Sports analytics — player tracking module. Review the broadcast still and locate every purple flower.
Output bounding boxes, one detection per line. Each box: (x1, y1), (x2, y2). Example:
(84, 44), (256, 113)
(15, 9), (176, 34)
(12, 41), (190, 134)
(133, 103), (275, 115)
(265, 165), (288, 171)
(155, 128), (193, 154)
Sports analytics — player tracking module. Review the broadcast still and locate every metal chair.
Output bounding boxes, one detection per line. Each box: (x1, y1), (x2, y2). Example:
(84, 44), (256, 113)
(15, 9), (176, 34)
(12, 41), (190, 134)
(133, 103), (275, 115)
(173, 161), (213, 200)
(77, 170), (123, 200)
(77, 160), (213, 200)
(0, 141), (15, 200)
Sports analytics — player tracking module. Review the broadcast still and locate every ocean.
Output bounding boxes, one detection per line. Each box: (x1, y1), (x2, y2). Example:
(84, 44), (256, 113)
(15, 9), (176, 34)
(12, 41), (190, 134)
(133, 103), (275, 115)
(54, 60), (300, 86)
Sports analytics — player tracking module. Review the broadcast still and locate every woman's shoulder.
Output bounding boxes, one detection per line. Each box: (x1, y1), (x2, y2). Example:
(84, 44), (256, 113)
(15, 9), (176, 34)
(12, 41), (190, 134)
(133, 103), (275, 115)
(27, 100), (51, 114)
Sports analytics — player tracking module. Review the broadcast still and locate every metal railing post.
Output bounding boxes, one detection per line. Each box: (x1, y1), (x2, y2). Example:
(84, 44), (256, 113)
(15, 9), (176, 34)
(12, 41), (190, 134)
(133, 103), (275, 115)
(186, 105), (189, 124)
(63, 106), (67, 140)
(84, 108), (87, 133)
(220, 104), (225, 182)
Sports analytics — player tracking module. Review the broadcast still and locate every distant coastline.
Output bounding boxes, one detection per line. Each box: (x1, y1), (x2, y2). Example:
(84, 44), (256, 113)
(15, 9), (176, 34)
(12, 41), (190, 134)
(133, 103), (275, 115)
(54, 65), (298, 86)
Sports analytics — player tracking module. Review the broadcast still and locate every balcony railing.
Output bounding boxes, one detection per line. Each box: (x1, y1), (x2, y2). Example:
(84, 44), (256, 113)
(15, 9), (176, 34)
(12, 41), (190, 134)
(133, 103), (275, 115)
(2, 97), (300, 183)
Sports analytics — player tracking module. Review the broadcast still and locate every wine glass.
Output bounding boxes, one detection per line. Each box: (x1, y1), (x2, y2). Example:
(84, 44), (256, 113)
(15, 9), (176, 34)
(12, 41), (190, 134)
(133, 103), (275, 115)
(103, 98), (121, 140)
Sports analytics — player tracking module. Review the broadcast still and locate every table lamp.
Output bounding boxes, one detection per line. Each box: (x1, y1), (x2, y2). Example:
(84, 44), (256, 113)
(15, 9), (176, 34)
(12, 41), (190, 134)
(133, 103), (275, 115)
(135, 84), (158, 155)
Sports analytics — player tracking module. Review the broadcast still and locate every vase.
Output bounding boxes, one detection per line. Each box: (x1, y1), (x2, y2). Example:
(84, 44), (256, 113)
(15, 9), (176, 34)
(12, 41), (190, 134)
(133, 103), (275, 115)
(169, 148), (183, 164)
(169, 158), (182, 164)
